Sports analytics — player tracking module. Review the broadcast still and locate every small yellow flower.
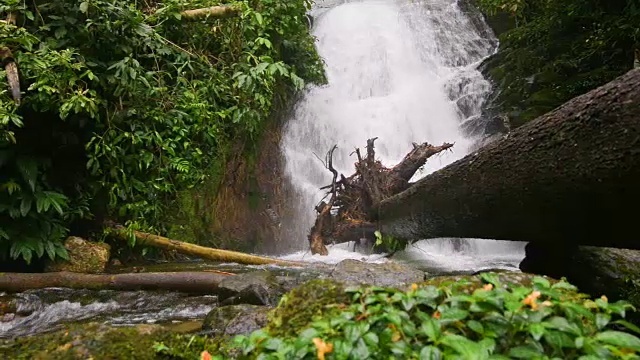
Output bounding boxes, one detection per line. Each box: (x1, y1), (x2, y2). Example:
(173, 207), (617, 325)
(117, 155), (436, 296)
(312, 338), (333, 360)
(483, 283), (494, 291)
(523, 291), (542, 310)
(411, 283), (418, 291)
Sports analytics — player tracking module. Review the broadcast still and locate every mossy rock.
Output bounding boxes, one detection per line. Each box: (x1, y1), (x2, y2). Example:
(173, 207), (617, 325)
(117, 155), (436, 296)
(0, 322), (212, 360)
(44, 237), (110, 274)
(202, 304), (270, 337)
(266, 279), (348, 338)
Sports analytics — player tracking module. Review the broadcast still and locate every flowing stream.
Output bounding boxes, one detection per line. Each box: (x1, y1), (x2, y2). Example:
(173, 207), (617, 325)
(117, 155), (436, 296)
(280, 0), (526, 267)
(0, 0), (527, 340)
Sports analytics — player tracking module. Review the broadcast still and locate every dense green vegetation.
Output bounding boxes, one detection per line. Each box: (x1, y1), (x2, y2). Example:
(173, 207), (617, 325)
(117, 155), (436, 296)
(0, 0), (324, 263)
(140, 275), (640, 359)
(478, 0), (640, 127)
(231, 275), (640, 359)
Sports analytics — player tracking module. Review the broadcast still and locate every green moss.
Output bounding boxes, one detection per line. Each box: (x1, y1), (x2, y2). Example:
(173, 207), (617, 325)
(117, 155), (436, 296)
(479, 1), (639, 128)
(0, 322), (215, 360)
(266, 279), (349, 338)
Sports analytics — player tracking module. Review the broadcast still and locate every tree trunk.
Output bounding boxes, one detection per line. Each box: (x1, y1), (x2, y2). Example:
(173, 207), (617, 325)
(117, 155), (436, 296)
(180, 5), (240, 19)
(112, 227), (304, 267)
(379, 69), (640, 250)
(0, 271), (228, 293)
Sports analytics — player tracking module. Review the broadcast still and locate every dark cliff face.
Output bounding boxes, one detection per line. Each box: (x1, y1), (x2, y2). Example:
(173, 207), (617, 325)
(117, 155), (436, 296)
(472, 0), (639, 130)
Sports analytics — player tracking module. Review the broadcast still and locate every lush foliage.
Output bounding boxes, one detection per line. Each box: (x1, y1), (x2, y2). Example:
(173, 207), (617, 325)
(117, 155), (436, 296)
(478, 0), (640, 126)
(230, 274), (640, 359)
(0, 0), (324, 262)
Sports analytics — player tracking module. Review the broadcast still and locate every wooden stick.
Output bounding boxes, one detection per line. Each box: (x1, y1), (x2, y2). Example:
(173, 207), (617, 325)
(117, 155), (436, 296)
(0, 271), (228, 293)
(180, 5), (240, 19)
(111, 225), (305, 267)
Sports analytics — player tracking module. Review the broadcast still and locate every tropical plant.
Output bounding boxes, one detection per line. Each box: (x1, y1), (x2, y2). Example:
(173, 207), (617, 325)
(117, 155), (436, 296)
(0, 0), (324, 263)
(232, 274), (640, 359)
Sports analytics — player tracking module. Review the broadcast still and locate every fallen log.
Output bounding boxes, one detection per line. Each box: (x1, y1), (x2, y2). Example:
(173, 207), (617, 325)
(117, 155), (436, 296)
(110, 225), (304, 267)
(180, 5), (240, 19)
(0, 271), (227, 293)
(380, 68), (640, 250)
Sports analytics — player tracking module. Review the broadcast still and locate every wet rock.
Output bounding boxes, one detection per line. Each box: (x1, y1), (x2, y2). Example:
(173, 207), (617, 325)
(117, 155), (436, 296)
(44, 237), (110, 274)
(523, 245), (640, 315)
(218, 271), (285, 306)
(201, 304), (269, 337)
(329, 259), (425, 288)
(422, 271), (558, 291)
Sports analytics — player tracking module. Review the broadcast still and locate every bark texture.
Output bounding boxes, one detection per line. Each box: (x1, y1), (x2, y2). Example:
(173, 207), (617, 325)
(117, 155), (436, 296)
(180, 5), (240, 19)
(379, 69), (640, 250)
(111, 226), (304, 267)
(0, 271), (227, 293)
(309, 140), (452, 255)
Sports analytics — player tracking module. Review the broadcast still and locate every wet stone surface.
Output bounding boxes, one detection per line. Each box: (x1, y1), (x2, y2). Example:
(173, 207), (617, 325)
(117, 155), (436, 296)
(201, 304), (270, 337)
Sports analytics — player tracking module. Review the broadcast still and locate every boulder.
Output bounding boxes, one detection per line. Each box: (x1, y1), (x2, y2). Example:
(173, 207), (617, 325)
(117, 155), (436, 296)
(201, 304), (269, 337)
(217, 271), (285, 306)
(44, 237), (110, 274)
(328, 259), (425, 288)
(521, 243), (640, 312)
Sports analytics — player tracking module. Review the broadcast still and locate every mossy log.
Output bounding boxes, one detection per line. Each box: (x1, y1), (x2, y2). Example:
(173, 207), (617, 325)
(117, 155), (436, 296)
(380, 68), (640, 250)
(180, 5), (240, 19)
(111, 226), (304, 267)
(0, 271), (228, 293)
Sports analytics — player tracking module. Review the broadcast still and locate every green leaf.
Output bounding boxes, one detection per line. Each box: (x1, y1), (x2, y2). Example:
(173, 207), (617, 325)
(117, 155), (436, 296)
(262, 338), (282, 351)
(420, 318), (441, 341)
(595, 313), (610, 330)
(544, 330), (576, 350)
(55, 245), (70, 261)
(440, 308), (469, 322)
(44, 241), (56, 260)
(16, 157), (38, 192)
(419, 346), (442, 360)
(467, 320), (485, 335)
(594, 331), (640, 350)
(79, 1), (89, 13)
(20, 197), (32, 217)
(529, 323), (545, 341)
(480, 272), (502, 287)
(543, 316), (581, 335)
(612, 320), (640, 335)
(439, 334), (482, 357)
(509, 345), (544, 358)
(532, 276), (551, 289)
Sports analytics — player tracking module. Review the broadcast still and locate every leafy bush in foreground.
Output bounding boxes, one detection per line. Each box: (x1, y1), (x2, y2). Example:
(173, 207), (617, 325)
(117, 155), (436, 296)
(231, 274), (640, 359)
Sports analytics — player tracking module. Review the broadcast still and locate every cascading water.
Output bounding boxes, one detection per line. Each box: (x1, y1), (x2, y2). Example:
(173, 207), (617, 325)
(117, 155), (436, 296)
(280, 0), (526, 269)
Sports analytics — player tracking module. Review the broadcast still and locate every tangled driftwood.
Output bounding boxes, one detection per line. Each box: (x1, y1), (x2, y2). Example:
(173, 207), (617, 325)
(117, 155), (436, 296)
(309, 138), (453, 255)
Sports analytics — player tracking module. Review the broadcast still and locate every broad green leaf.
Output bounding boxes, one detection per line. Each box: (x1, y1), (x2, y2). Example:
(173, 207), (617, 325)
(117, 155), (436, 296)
(420, 318), (441, 341)
(509, 345), (543, 358)
(595, 313), (610, 330)
(439, 334), (482, 357)
(594, 331), (640, 350)
(467, 320), (485, 335)
(419, 346), (442, 360)
(79, 1), (89, 13)
(16, 157), (38, 192)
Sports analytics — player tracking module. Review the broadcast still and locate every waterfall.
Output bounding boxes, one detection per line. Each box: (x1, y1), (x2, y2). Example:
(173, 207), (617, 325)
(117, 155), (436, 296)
(279, 0), (524, 266)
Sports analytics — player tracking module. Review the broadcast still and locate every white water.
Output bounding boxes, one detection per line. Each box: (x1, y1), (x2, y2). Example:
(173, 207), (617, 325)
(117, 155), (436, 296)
(280, 0), (526, 269)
